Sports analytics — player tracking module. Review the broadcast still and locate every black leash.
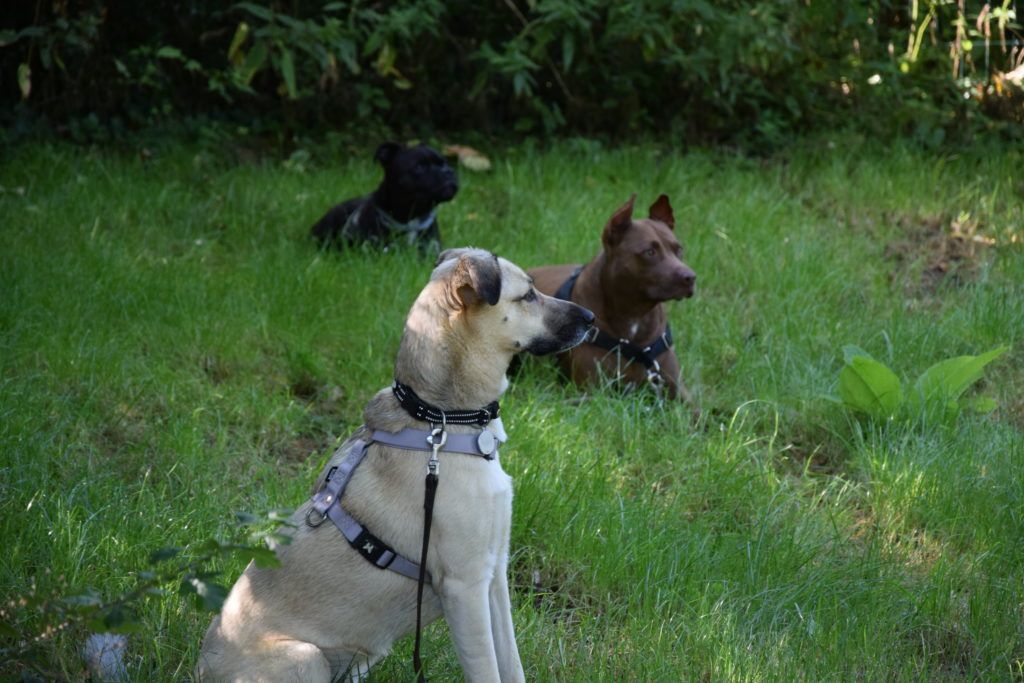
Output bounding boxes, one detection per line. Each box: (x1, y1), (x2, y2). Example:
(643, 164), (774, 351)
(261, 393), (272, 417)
(413, 427), (443, 682)
(393, 381), (500, 681)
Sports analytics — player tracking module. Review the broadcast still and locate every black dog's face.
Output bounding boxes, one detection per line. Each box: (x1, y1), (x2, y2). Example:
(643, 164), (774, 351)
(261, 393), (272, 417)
(378, 143), (458, 205)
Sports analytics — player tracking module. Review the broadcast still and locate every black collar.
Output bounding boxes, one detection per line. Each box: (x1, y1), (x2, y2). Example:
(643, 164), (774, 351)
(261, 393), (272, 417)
(392, 380), (500, 427)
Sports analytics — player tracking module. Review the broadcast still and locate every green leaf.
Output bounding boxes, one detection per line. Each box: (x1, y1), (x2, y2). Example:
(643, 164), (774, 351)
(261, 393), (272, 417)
(562, 33), (575, 72)
(65, 588), (103, 607)
(184, 577), (229, 612)
(962, 395), (998, 413)
(235, 511), (260, 525)
(104, 606), (143, 634)
(248, 546), (282, 569)
(910, 346), (1008, 411)
(17, 63), (30, 100)
(235, 2), (274, 22)
(238, 40), (268, 86)
(228, 22), (250, 64)
(838, 355), (903, 419)
(278, 45), (298, 99)
(842, 344), (874, 365)
(157, 46), (184, 61)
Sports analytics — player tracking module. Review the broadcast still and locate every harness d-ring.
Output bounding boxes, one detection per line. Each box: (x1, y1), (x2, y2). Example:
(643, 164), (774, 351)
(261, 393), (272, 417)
(305, 507), (328, 527)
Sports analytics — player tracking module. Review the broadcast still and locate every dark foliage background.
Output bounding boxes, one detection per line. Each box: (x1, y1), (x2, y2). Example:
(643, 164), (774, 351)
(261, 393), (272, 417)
(2, 0), (1022, 148)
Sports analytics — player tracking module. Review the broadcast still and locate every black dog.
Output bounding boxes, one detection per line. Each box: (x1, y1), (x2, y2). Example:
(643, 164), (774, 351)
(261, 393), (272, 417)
(310, 142), (458, 252)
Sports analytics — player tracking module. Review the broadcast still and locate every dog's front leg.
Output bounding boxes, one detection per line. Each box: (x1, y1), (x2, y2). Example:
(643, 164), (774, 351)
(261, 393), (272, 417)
(488, 561), (525, 682)
(438, 577), (502, 682)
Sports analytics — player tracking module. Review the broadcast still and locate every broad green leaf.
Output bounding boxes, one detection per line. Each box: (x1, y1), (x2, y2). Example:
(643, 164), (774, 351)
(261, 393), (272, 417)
(227, 22), (250, 64)
(838, 356), (903, 419)
(278, 45), (297, 99)
(910, 346), (1008, 411)
(238, 40), (268, 85)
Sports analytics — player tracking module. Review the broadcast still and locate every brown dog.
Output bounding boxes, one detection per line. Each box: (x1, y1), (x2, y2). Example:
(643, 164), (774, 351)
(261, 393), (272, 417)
(529, 194), (696, 402)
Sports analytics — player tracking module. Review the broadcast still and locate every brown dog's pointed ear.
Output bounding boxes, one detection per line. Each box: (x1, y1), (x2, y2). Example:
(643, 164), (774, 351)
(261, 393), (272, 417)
(602, 194), (637, 247)
(451, 251), (502, 308)
(648, 194), (675, 230)
(374, 141), (402, 167)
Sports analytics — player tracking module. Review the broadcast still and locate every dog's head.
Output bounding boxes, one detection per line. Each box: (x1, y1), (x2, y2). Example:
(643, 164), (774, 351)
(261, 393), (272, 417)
(433, 248), (595, 357)
(601, 194), (696, 302)
(376, 142), (459, 205)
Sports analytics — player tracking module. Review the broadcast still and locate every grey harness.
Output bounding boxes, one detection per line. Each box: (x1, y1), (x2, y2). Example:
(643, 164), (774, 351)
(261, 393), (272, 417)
(341, 204), (437, 247)
(305, 423), (506, 581)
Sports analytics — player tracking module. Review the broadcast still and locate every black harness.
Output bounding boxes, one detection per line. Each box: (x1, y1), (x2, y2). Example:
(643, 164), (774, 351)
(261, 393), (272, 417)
(554, 266), (674, 387)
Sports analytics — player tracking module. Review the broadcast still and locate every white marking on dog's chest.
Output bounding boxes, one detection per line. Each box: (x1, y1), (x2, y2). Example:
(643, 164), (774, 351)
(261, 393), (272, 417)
(628, 323), (639, 339)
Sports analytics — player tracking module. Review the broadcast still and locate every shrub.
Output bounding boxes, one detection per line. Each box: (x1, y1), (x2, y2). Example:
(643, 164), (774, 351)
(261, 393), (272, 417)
(1, 1), (1021, 144)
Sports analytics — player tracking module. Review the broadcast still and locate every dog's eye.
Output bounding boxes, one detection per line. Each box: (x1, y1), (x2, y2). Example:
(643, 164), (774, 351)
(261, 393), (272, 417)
(644, 247), (657, 258)
(521, 289), (537, 303)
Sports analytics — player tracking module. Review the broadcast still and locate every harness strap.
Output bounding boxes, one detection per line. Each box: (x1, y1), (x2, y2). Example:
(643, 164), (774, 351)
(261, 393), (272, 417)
(553, 266), (674, 370)
(308, 437), (426, 582)
(307, 424), (504, 582)
(372, 427), (501, 459)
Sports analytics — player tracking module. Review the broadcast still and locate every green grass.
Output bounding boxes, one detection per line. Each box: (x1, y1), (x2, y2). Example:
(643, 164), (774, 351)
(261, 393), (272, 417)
(2, 136), (1023, 681)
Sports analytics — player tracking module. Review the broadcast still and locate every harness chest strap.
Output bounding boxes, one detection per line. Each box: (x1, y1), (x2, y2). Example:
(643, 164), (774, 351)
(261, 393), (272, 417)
(554, 266), (674, 371)
(307, 425), (504, 582)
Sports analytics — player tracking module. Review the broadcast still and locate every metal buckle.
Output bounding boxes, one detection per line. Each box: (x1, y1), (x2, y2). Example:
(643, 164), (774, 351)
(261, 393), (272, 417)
(306, 507), (328, 527)
(646, 359), (664, 387)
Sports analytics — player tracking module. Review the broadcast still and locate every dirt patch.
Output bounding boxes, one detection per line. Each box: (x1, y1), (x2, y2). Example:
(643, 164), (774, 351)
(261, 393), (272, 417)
(275, 435), (324, 464)
(884, 211), (996, 296)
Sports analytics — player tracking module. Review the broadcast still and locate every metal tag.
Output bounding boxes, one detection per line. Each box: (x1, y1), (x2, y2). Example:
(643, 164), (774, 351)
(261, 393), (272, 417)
(476, 430), (496, 455)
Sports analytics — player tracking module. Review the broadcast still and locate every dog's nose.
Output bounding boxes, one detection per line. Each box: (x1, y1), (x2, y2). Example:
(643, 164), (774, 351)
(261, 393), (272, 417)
(681, 272), (696, 288)
(577, 305), (595, 325)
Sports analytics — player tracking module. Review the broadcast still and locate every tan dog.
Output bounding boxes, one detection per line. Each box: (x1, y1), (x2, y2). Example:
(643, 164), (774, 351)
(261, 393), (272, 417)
(198, 248), (594, 682)
(529, 194), (696, 402)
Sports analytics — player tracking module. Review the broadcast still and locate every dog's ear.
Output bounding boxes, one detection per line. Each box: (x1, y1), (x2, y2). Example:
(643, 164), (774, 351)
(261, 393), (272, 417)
(374, 142), (402, 167)
(450, 252), (502, 308)
(648, 194), (675, 230)
(436, 247), (470, 267)
(602, 193), (637, 247)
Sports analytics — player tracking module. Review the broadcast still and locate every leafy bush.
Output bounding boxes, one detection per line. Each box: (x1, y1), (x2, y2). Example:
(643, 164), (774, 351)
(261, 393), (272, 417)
(836, 344), (1008, 423)
(1, 2), (1021, 145)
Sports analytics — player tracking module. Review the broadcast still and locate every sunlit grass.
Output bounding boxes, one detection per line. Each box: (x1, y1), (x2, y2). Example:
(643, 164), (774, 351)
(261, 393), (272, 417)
(2, 137), (1022, 680)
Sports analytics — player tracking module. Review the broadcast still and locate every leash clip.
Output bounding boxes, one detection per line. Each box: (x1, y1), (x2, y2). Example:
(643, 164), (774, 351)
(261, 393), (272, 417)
(426, 427), (446, 476)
